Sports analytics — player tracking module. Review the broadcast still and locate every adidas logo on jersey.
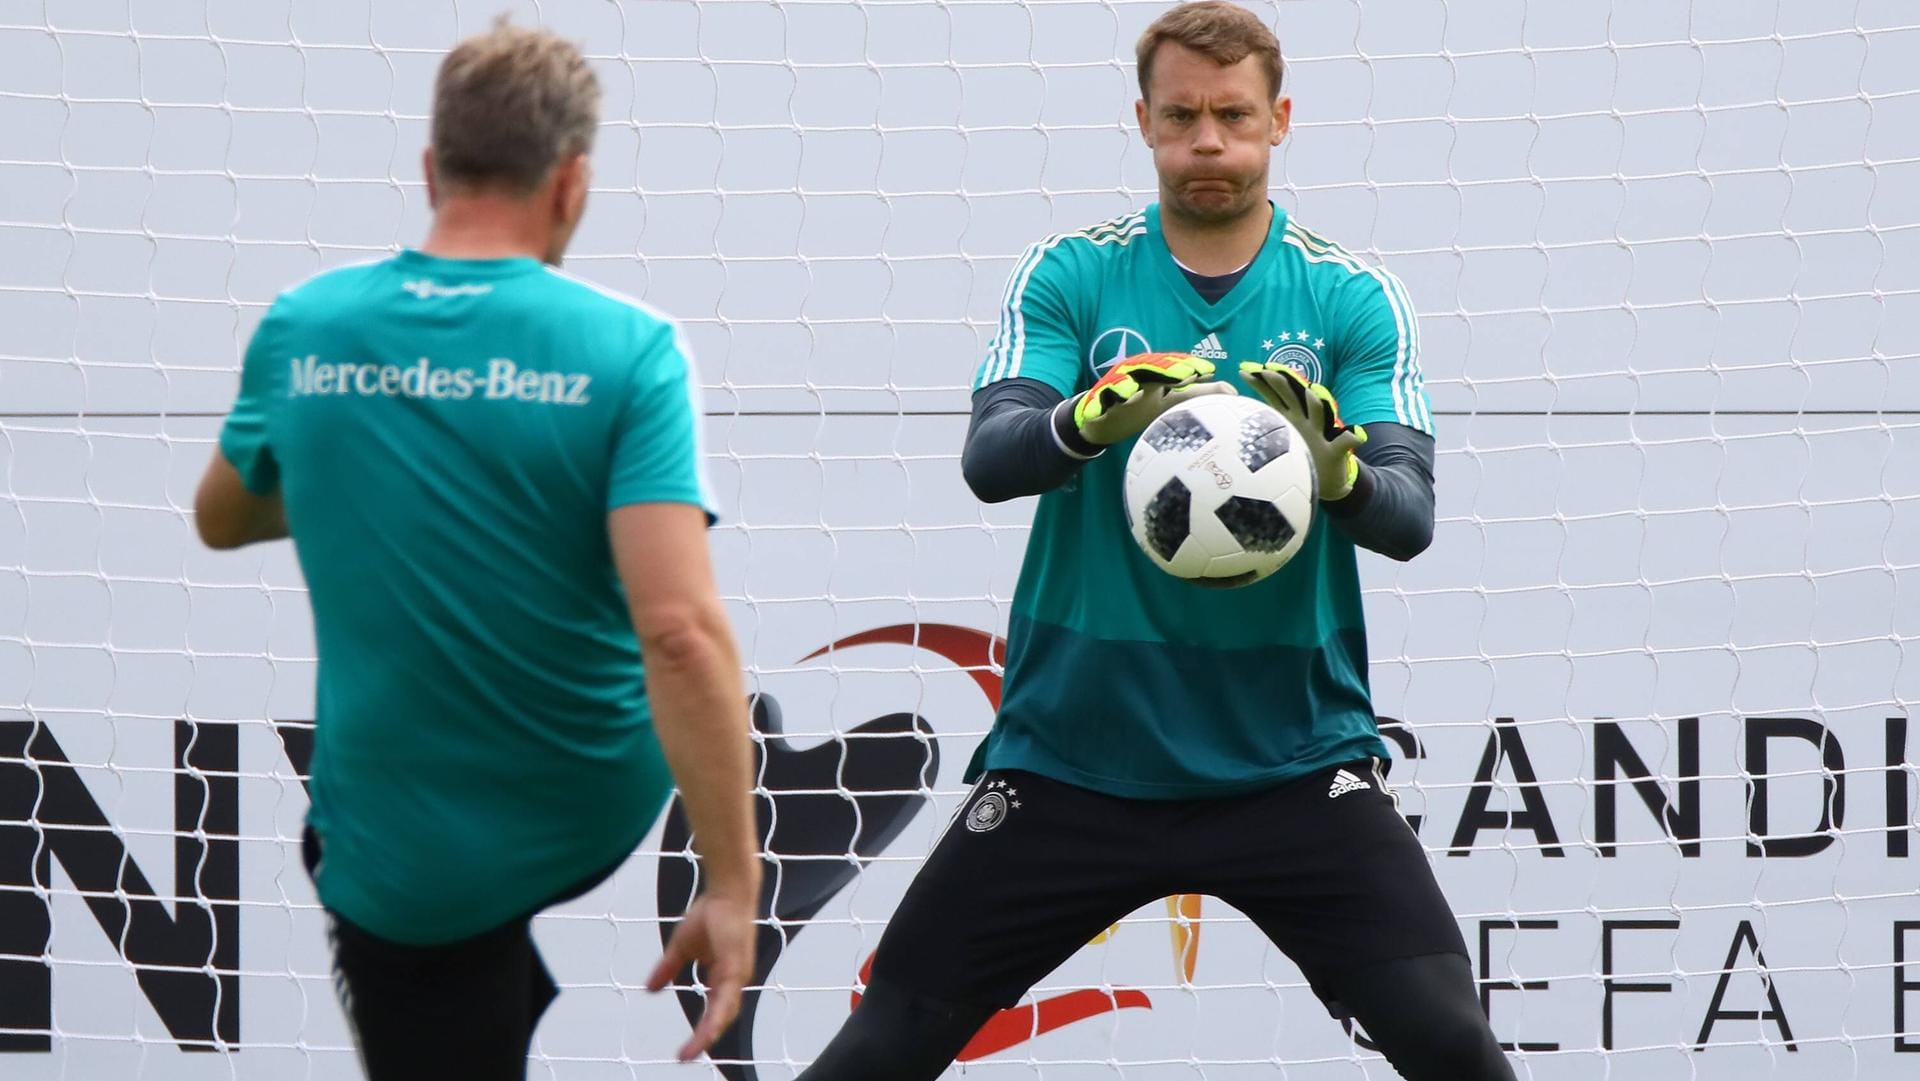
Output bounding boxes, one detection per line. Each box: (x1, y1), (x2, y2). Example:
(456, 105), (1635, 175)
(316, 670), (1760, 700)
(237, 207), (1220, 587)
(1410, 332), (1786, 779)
(1188, 333), (1229, 360)
(1327, 769), (1371, 799)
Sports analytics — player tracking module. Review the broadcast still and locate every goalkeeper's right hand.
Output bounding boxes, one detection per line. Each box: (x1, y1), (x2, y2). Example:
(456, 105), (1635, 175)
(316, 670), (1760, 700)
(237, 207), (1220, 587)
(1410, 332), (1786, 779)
(1050, 352), (1237, 449)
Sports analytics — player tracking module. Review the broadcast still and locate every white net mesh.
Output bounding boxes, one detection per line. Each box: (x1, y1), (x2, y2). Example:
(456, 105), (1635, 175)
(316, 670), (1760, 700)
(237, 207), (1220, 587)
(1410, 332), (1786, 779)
(1, 0), (1917, 1077)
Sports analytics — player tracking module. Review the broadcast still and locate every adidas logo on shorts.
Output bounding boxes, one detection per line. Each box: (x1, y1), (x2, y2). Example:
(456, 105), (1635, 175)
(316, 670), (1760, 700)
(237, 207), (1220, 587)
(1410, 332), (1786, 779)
(1327, 769), (1371, 799)
(1188, 333), (1229, 360)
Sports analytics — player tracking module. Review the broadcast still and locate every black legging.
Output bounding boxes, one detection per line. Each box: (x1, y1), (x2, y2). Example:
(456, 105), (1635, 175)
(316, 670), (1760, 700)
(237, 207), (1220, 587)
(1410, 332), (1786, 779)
(797, 952), (1515, 1081)
(1329, 952), (1518, 1081)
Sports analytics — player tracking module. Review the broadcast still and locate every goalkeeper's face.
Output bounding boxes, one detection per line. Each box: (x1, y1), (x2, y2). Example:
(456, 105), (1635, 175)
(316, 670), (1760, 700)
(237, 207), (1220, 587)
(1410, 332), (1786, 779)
(1137, 44), (1288, 226)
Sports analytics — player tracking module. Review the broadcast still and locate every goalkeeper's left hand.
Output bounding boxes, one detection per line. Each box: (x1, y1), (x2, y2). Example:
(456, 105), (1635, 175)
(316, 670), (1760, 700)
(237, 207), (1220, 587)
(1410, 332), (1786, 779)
(1239, 361), (1367, 501)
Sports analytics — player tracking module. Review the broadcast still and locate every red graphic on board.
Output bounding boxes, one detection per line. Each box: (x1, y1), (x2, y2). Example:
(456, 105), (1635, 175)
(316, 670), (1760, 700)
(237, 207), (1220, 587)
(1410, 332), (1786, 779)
(849, 953), (1152, 1060)
(798, 622), (1007, 703)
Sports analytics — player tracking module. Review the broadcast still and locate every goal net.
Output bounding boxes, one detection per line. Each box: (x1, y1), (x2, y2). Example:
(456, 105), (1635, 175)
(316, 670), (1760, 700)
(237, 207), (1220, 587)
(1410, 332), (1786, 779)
(2, 0), (1916, 1078)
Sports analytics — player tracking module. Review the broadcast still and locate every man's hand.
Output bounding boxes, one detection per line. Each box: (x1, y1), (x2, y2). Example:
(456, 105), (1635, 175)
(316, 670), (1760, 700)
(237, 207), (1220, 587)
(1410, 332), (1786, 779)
(646, 891), (758, 1062)
(1239, 361), (1367, 500)
(1054, 352), (1236, 448)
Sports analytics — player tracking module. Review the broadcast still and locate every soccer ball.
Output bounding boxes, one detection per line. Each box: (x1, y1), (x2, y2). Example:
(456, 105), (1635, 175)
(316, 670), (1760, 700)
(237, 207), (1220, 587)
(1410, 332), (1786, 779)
(1123, 394), (1316, 588)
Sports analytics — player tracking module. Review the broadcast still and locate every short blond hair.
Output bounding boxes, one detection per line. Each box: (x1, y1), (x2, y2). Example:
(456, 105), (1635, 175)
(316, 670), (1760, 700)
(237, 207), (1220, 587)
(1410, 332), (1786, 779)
(430, 18), (600, 195)
(1136, 1), (1284, 102)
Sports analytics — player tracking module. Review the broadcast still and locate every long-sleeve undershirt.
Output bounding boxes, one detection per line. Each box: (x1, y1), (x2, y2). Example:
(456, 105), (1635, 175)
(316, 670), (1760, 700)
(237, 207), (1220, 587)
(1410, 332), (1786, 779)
(959, 377), (1436, 562)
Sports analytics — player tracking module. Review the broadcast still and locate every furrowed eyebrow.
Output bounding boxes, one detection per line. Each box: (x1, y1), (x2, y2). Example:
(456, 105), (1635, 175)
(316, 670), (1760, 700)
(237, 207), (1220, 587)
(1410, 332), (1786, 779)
(1159, 100), (1259, 115)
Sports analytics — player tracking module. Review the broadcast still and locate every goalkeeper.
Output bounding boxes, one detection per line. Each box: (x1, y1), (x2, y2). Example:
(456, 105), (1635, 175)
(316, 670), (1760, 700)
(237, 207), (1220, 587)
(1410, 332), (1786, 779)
(799, 4), (1512, 1080)
(192, 21), (758, 1080)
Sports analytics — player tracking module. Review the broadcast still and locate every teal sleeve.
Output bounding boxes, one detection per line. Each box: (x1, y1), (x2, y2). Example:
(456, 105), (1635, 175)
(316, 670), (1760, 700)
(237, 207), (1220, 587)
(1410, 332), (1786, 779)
(974, 239), (1084, 399)
(217, 305), (286, 495)
(1326, 266), (1435, 435)
(607, 323), (718, 522)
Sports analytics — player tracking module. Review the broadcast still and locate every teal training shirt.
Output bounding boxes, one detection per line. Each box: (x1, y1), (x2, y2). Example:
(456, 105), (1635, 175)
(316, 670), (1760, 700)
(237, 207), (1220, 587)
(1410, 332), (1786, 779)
(969, 203), (1434, 799)
(220, 250), (715, 944)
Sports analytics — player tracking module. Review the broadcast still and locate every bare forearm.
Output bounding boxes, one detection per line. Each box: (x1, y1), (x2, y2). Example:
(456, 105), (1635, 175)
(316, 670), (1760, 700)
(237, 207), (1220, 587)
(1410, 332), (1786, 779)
(644, 615), (761, 901)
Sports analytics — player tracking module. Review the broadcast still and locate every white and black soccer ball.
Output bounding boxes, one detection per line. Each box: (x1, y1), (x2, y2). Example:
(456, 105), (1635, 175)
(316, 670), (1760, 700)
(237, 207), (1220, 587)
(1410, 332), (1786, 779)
(1123, 394), (1316, 588)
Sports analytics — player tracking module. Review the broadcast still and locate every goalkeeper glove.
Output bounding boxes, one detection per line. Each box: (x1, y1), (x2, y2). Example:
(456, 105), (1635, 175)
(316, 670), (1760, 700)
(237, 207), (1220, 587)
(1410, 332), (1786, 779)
(1238, 361), (1367, 500)
(1051, 352), (1236, 451)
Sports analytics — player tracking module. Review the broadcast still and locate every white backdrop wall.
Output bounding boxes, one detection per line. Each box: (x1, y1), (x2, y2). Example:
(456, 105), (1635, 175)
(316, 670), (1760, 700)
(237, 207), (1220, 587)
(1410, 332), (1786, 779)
(1, 1), (1917, 1078)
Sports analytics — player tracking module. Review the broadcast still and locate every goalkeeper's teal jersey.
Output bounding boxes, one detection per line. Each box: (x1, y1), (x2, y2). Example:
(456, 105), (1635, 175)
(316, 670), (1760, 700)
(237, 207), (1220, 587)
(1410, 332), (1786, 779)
(220, 251), (713, 944)
(970, 203), (1433, 798)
